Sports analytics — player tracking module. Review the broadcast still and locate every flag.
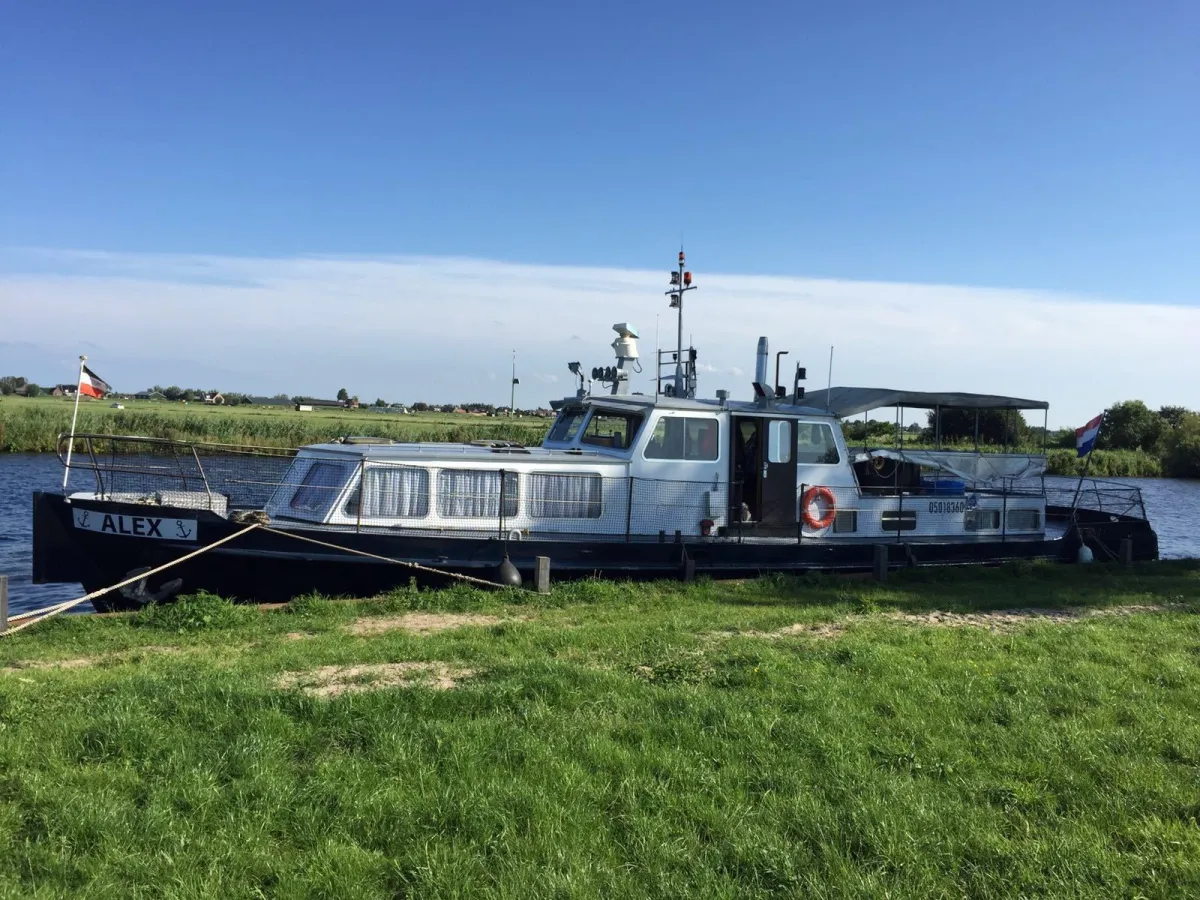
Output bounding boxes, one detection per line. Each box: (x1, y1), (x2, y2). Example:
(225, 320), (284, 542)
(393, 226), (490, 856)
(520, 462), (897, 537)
(1075, 414), (1102, 457)
(79, 365), (111, 399)
(512, 377), (519, 385)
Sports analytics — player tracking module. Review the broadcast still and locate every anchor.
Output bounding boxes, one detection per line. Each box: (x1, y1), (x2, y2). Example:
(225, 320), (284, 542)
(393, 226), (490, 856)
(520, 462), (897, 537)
(117, 566), (184, 606)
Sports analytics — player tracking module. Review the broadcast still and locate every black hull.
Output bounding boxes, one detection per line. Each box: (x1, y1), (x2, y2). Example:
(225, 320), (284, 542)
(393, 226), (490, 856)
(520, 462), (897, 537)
(32, 492), (1160, 611)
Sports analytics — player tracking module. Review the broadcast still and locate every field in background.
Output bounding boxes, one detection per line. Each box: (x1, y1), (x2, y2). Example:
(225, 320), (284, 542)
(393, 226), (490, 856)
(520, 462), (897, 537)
(0, 563), (1198, 897)
(0, 398), (1173, 476)
(0, 396), (550, 452)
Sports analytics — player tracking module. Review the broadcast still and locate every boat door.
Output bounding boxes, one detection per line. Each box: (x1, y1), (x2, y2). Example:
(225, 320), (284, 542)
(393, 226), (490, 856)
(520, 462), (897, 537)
(731, 416), (797, 527)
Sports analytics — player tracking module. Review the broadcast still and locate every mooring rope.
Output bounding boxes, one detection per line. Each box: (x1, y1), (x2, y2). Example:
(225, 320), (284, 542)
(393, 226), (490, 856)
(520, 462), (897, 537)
(256, 525), (507, 590)
(4, 519), (509, 637)
(2, 524), (263, 636)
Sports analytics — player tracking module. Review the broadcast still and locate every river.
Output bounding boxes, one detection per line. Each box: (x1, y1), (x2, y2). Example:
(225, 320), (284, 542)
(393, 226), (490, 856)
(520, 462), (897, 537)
(1, 454), (1197, 617)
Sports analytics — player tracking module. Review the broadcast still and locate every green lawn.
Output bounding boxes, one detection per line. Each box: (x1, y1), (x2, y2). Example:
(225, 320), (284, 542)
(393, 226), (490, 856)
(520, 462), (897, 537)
(2, 563), (1199, 898)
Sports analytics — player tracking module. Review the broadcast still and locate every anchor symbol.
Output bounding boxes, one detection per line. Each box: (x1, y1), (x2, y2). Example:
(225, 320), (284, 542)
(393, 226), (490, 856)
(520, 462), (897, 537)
(76, 510), (91, 528)
(175, 520), (193, 539)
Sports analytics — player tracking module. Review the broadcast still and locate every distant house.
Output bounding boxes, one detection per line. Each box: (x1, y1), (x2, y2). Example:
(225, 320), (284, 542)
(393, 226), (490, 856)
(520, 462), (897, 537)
(51, 384), (77, 397)
(203, 392), (225, 405)
(134, 391), (167, 401)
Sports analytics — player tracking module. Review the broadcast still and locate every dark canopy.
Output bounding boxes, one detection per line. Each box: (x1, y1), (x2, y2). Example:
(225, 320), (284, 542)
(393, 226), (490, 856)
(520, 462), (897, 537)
(815, 387), (1049, 418)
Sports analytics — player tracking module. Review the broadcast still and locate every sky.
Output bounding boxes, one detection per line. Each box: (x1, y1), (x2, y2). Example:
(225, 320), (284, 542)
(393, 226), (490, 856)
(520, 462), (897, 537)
(1, 1), (1197, 425)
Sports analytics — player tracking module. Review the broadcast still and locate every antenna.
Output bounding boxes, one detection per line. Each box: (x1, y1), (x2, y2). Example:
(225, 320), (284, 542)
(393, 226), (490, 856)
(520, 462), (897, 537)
(826, 345), (834, 411)
(654, 314), (660, 396)
(665, 249), (697, 397)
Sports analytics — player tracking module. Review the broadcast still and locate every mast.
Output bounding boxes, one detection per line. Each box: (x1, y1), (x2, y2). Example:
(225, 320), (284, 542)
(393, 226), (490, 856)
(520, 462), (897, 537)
(665, 249), (697, 397)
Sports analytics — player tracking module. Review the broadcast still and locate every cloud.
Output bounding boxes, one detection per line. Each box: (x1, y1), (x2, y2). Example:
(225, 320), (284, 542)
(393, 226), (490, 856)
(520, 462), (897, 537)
(1, 247), (1197, 426)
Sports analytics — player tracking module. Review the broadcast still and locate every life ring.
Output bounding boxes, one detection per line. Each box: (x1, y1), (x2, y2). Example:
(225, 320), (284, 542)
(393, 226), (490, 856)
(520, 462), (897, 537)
(801, 486), (837, 530)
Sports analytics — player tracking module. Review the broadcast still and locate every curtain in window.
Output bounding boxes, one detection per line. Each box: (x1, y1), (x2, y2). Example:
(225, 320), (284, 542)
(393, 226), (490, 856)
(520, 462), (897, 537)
(361, 466), (430, 518)
(528, 473), (601, 518)
(437, 470), (517, 518)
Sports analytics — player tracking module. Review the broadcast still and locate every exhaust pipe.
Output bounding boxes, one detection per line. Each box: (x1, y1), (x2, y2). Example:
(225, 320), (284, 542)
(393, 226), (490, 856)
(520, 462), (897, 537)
(755, 337), (769, 386)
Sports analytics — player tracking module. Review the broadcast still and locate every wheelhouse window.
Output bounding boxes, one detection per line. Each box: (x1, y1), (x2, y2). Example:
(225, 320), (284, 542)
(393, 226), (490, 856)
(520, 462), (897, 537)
(643, 416), (719, 461)
(546, 409), (586, 444)
(580, 410), (644, 451)
(796, 423), (841, 465)
(437, 469), (519, 518)
(289, 461), (351, 517)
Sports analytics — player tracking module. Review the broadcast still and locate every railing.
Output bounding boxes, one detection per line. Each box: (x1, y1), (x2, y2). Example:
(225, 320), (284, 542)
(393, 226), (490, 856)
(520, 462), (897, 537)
(56, 434), (1149, 544)
(1044, 477), (1148, 521)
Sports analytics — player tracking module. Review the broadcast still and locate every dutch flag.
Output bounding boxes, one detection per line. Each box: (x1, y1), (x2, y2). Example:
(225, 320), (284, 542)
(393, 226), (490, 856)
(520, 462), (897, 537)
(1075, 414), (1102, 458)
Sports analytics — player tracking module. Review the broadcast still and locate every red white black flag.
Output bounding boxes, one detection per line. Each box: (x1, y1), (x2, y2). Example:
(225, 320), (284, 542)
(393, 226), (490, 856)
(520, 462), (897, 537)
(79, 365), (111, 399)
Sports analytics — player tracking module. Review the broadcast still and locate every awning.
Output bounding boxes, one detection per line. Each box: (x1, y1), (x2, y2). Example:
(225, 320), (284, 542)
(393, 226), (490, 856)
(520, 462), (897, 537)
(814, 387), (1049, 418)
(853, 449), (1047, 485)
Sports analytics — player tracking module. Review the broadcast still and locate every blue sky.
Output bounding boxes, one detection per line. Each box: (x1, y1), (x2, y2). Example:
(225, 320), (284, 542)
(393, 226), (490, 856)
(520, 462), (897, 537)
(2, 1), (1198, 420)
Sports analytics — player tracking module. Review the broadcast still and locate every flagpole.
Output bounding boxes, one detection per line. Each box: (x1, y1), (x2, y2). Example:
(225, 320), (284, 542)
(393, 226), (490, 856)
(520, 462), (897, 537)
(62, 355), (87, 491)
(509, 350), (516, 418)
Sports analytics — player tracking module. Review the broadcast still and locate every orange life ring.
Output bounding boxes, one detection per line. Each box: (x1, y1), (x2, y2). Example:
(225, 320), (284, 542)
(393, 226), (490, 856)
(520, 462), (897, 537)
(801, 486), (837, 530)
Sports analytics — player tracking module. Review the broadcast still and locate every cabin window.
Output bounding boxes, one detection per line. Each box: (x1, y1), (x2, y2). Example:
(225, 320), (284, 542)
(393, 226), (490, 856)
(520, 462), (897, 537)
(643, 416), (719, 461)
(437, 470), (519, 518)
(767, 420), (792, 463)
(528, 473), (602, 518)
(547, 409), (587, 443)
(1006, 509), (1041, 531)
(796, 423), (841, 465)
(290, 461), (352, 516)
(346, 465), (430, 518)
(580, 411), (644, 451)
(964, 508), (1000, 531)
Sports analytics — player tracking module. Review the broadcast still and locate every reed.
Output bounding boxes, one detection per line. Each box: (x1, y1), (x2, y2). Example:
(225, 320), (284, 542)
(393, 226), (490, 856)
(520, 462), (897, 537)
(1045, 448), (1164, 478)
(0, 400), (549, 452)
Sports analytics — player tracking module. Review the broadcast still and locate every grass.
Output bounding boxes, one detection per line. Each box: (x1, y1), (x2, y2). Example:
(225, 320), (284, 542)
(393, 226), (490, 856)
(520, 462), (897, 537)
(2, 562), (1199, 897)
(0, 396), (549, 452)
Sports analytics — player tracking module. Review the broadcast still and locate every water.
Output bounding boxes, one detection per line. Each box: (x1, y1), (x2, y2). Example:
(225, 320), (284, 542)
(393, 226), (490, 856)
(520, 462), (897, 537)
(1, 455), (1197, 616)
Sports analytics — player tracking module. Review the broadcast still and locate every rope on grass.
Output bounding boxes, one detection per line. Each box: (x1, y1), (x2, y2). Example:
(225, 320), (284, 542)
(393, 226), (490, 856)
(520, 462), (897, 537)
(2, 524), (263, 637)
(5, 520), (507, 637)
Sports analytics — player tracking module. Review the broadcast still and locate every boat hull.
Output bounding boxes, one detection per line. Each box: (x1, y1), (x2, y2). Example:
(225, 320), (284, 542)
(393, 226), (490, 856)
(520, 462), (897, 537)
(32, 492), (1160, 610)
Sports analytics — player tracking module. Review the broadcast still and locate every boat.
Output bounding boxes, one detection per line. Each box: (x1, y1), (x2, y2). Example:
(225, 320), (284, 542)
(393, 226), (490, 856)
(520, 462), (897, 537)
(32, 252), (1158, 610)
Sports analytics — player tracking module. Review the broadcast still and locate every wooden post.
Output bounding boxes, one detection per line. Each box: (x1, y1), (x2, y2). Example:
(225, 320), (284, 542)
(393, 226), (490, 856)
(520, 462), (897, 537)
(0, 575), (7, 634)
(1119, 538), (1134, 566)
(534, 556), (551, 594)
(873, 545), (888, 583)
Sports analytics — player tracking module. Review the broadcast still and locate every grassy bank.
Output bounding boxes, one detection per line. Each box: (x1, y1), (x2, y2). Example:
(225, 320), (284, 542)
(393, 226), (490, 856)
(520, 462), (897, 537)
(1045, 448), (1164, 477)
(2, 563), (1199, 897)
(0, 397), (549, 452)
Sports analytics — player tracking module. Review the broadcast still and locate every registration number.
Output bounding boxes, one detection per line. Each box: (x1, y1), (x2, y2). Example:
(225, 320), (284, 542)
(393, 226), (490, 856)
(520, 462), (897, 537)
(927, 501), (965, 514)
(73, 509), (197, 541)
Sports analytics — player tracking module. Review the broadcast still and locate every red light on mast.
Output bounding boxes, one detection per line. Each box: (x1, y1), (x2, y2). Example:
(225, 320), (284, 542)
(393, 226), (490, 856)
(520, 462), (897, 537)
(683, 271), (692, 286)
(678, 251), (685, 262)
